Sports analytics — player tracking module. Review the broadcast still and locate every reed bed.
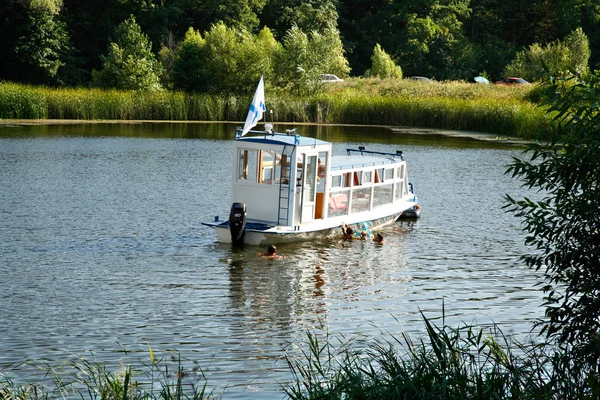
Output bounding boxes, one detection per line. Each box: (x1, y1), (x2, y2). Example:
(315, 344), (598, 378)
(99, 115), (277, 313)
(1, 315), (592, 399)
(0, 80), (549, 139)
(0, 349), (217, 399)
(282, 314), (585, 400)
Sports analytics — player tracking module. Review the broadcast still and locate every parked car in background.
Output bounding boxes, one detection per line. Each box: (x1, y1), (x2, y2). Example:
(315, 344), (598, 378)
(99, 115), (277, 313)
(495, 77), (529, 85)
(319, 74), (343, 83)
(409, 76), (432, 82)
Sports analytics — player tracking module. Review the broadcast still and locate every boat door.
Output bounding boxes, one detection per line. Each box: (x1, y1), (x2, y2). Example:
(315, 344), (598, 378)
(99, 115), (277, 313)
(300, 154), (318, 223)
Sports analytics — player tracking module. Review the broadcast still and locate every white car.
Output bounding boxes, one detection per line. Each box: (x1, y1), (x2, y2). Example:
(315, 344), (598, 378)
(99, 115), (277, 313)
(319, 74), (344, 83)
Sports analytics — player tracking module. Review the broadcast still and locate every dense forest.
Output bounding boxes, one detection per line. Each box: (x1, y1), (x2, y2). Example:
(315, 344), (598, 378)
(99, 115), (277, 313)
(1, 0), (598, 92)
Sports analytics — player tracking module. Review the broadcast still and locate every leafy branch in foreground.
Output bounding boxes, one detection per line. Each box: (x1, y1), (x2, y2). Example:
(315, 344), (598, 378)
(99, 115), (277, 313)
(505, 70), (600, 389)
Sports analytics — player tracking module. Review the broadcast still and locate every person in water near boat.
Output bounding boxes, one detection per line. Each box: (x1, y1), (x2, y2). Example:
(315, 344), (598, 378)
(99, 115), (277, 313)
(373, 233), (384, 243)
(341, 223), (354, 240)
(258, 244), (280, 258)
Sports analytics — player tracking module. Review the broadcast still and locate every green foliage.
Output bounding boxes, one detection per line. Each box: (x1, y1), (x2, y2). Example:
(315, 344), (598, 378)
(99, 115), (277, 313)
(274, 25), (349, 95)
(506, 71), (600, 376)
(157, 33), (178, 90)
(186, 0), (267, 33)
(505, 28), (590, 82)
(291, 0), (339, 33)
(173, 24), (279, 94)
(13, 8), (68, 84)
(29, 0), (63, 15)
(366, 44), (402, 79)
(93, 15), (164, 91)
(394, 0), (474, 80)
(172, 27), (208, 93)
(4, 0), (600, 86)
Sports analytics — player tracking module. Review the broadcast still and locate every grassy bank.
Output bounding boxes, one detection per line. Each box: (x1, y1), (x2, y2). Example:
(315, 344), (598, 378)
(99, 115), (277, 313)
(0, 79), (549, 139)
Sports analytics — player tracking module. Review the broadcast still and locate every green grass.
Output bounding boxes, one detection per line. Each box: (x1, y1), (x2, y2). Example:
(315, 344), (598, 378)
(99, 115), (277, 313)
(0, 79), (551, 139)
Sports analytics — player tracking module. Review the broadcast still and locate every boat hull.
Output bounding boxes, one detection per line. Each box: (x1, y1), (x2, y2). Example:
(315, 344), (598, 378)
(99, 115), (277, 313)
(204, 208), (410, 246)
(399, 206), (422, 219)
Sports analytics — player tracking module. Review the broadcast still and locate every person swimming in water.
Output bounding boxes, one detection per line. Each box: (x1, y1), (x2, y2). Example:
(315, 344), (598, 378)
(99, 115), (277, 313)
(373, 233), (384, 243)
(341, 223), (354, 240)
(258, 244), (281, 258)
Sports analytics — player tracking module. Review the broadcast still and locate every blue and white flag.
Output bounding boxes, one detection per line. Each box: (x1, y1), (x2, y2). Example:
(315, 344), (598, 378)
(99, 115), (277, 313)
(241, 76), (266, 136)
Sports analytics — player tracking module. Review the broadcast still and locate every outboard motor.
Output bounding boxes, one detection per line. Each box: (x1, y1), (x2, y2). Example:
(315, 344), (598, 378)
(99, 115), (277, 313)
(229, 202), (247, 248)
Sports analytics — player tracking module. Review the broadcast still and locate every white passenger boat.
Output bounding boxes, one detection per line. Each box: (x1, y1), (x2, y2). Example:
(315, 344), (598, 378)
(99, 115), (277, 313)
(203, 77), (420, 246)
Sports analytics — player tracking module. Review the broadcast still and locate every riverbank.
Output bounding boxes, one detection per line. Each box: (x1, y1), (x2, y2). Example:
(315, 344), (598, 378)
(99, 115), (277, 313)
(0, 80), (549, 140)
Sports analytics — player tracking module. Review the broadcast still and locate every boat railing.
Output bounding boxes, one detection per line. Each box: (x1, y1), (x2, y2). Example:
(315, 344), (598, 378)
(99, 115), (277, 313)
(330, 160), (392, 171)
(236, 127), (300, 143)
(346, 147), (404, 160)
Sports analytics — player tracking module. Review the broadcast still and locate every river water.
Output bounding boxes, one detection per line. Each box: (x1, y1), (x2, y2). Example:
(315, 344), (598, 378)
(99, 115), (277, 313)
(0, 122), (543, 398)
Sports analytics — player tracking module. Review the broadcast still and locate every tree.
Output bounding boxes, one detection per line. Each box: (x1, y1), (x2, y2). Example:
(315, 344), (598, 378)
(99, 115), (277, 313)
(275, 24), (349, 94)
(180, 0), (266, 34)
(260, 0), (339, 40)
(366, 44), (402, 79)
(13, 0), (69, 84)
(396, 0), (474, 80)
(172, 27), (207, 92)
(93, 15), (163, 91)
(505, 27), (590, 82)
(172, 23), (279, 93)
(506, 71), (600, 380)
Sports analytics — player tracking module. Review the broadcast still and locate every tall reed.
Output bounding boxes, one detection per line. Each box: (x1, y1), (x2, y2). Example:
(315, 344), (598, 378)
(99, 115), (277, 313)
(0, 82), (48, 119)
(282, 312), (580, 400)
(0, 349), (216, 399)
(0, 80), (549, 139)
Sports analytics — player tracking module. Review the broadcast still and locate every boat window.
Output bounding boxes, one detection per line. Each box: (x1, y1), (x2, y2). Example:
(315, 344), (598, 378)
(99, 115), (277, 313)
(396, 165), (405, 181)
(375, 168), (383, 183)
(351, 187), (371, 214)
(331, 175), (342, 188)
(259, 150), (274, 184)
(304, 155), (317, 200)
(384, 168), (394, 181)
(276, 153), (290, 185)
(373, 184), (393, 208)
(328, 191), (349, 217)
(394, 165), (406, 200)
(344, 173), (351, 187)
(353, 171), (361, 186)
(317, 152), (327, 192)
(318, 152), (327, 179)
(238, 149), (258, 182)
(363, 170), (372, 185)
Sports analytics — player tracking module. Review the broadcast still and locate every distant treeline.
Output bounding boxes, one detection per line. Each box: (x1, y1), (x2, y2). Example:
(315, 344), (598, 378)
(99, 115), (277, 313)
(0, 79), (550, 139)
(0, 0), (598, 91)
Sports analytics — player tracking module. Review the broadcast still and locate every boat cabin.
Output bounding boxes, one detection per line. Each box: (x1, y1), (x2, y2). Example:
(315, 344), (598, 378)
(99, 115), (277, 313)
(232, 129), (410, 229)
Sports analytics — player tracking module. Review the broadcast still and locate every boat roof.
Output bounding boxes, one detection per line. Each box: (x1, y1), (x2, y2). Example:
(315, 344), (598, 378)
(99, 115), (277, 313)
(331, 155), (402, 171)
(236, 131), (329, 147)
